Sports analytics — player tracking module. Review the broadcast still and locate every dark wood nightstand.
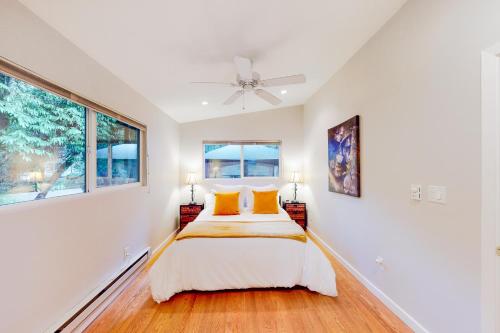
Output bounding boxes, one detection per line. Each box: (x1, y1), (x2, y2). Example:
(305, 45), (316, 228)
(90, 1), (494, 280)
(282, 202), (307, 230)
(179, 203), (204, 231)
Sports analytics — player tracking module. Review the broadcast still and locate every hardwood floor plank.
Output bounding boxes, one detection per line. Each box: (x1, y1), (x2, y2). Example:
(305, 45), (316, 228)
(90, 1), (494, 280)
(85, 235), (412, 333)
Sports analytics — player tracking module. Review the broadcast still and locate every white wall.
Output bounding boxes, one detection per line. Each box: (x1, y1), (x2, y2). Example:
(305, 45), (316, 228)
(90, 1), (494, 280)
(180, 106), (304, 204)
(0, 1), (179, 332)
(303, 0), (500, 332)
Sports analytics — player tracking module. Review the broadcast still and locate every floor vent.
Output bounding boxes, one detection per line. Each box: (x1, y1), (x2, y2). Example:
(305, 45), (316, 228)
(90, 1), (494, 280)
(54, 249), (149, 333)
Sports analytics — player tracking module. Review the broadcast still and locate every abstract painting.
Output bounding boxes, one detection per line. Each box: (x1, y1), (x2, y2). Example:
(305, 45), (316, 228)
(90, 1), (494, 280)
(328, 115), (360, 197)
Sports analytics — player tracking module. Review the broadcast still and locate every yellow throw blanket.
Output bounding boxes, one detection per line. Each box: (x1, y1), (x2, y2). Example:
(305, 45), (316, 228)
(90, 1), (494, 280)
(176, 221), (307, 243)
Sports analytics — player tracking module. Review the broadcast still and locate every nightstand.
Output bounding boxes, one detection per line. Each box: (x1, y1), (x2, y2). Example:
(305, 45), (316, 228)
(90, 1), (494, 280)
(179, 203), (204, 231)
(282, 202), (307, 230)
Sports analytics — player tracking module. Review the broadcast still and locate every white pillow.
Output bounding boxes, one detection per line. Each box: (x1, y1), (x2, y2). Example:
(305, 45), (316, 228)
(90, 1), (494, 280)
(246, 185), (279, 211)
(212, 184), (245, 210)
(204, 193), (215, 208)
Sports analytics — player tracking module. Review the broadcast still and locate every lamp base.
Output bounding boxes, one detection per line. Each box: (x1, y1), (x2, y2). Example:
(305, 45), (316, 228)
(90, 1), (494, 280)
(290, 200), (300, 203)
(189, 201), (197, 205)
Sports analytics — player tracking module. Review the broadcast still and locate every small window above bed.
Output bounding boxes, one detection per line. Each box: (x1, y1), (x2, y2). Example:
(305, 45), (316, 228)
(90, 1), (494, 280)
(203, 141), (281, 179)
(242, 144), (280, 177)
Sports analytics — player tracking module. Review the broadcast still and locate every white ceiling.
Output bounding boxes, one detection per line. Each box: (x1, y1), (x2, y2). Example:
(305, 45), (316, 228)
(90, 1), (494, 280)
(19, 0), (406, 123)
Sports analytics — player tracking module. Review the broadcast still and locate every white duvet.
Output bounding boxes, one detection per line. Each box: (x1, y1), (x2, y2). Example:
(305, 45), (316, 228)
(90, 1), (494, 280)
(150, 208), (337, 302)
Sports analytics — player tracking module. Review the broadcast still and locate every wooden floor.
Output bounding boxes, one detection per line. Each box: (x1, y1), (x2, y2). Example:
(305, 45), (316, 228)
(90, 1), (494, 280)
(85, 234), (411, 333)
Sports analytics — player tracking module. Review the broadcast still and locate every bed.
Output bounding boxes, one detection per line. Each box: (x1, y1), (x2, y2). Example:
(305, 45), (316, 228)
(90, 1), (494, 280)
(149, 206), (337, 302)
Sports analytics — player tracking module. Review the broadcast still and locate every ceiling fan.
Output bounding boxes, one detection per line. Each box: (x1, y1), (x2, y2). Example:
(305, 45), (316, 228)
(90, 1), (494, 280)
(192, 56), (306, 107)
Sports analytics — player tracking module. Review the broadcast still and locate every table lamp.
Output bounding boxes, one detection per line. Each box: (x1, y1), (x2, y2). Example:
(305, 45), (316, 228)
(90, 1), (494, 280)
(186, 173), (198, 204)
(289, 171), (302, 203)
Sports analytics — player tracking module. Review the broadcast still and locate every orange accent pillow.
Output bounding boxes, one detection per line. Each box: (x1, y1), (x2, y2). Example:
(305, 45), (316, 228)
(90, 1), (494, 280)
(252, 190), (279, 214)
(213, 192), (240, 215)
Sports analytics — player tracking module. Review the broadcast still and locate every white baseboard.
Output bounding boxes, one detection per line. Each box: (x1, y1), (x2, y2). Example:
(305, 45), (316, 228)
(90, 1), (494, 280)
(308, 228), (429, 333)
(46, 248), (149, 333)
(45, 229), (178, 333)
(151, 228), (178, 257)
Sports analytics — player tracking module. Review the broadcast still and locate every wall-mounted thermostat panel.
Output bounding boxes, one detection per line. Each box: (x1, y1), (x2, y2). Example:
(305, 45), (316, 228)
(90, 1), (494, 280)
(428, 185), (446, 204)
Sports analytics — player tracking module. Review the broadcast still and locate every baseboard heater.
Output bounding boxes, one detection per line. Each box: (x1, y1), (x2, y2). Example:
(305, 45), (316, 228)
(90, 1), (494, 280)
(54, 248), (150, 333)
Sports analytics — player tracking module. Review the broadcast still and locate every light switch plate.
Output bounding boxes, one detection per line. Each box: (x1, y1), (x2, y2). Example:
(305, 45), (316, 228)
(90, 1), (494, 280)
(428, 185), (446, 204)
(410, 184), (422, 201)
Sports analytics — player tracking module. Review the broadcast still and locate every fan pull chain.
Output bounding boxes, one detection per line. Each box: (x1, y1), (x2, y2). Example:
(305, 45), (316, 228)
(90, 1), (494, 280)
(242, 91), (246, 111)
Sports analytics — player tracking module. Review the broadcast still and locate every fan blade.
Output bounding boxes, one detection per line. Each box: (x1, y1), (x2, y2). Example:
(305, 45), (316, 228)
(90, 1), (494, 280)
(223, 90), (244, 105)
(234, 56), (253, 81)
(191, 81), (237, 87)
(254, 89), (281, 105)
(259, 74), (306, 87)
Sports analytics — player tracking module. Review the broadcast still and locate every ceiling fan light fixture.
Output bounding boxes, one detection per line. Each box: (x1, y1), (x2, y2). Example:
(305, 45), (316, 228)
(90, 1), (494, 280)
(193, 56), (306, 107)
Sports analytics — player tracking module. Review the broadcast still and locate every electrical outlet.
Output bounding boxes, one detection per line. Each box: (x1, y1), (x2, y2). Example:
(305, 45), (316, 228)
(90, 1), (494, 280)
(375, 256), (385, 271)
(123, 247), (130, 259)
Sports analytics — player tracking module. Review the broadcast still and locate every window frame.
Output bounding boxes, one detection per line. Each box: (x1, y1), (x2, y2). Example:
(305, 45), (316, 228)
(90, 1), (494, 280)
(0, 57), (148, 207)
(202, 140), (282, 180)
(94, 112), (142, 190)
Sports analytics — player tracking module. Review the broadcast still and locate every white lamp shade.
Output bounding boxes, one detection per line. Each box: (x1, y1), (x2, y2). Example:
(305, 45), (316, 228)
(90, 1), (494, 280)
(289, 171), (302, 183)
(185, 173), (198, 185)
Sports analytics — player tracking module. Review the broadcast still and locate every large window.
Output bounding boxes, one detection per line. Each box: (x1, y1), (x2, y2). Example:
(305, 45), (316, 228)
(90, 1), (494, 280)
(0, 73), (86, 206)
(0, 63), (146, 207)
(204, 142), (280, 179)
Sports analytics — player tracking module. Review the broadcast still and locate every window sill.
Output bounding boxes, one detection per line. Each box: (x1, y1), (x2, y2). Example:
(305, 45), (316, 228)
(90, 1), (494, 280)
(203, 176), (281, 181)
(93, 182), (143, 193)
(0, 183), (146, 212)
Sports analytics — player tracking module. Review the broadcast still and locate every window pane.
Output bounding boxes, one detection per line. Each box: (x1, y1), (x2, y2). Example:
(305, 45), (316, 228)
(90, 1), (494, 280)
(204, 144), (241, 178)
(96, 113), (140, 187)
(0, 72), (86, 206)
(243, 144), (280, 177)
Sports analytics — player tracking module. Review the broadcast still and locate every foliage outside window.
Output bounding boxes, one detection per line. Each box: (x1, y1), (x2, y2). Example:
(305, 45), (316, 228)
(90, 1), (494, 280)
(0, 70), (143, 207)
(0, 72), (86, 206)
(204, 142), (280, 179)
